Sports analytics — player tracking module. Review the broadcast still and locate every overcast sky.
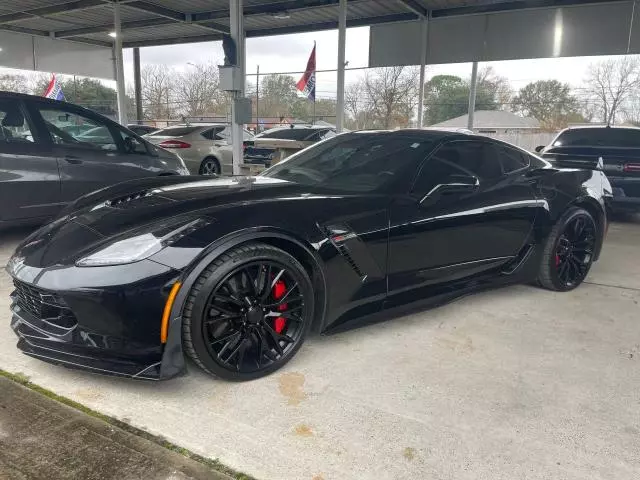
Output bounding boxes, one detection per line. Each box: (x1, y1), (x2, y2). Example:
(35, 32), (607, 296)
(121, 25), (619, 100)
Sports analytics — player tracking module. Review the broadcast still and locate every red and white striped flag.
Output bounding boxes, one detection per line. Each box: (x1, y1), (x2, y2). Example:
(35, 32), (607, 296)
(296, 43), (316, 101)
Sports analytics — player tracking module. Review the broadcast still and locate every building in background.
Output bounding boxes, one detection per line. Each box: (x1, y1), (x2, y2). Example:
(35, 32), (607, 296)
(431, 110), (555, 151)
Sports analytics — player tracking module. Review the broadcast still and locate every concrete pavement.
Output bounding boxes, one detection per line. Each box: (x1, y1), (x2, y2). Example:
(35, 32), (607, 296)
(0, 219), (639, 480)
(0, 376), (233, 480)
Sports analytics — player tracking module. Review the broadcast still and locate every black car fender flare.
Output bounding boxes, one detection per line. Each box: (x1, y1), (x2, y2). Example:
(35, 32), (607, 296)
(159, 227), (328, 379)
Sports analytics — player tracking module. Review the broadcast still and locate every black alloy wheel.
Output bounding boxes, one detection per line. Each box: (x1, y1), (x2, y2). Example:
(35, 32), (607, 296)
(538, 207), (598, 291)
(182, 243), (314, 380)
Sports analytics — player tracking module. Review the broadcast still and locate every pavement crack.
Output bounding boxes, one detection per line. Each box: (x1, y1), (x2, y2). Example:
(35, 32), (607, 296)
(584, 281), (640, 292)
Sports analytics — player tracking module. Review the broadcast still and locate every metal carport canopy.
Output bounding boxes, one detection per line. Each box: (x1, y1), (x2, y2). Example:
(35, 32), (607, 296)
(0, 0), (606, 50)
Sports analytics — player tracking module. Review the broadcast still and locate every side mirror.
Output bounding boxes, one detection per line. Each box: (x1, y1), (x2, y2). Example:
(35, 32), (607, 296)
(534, 145), (545, 153)
(420, 174), (479, 205)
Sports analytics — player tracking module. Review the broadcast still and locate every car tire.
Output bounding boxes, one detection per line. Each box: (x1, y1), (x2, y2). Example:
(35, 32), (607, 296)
(182, 243), (315, 381)
(537, 207), (598, 292)
(199, 157), (221, 176)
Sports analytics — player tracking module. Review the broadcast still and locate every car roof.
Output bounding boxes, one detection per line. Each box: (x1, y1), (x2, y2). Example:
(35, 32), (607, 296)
(561, 125), (640, 132)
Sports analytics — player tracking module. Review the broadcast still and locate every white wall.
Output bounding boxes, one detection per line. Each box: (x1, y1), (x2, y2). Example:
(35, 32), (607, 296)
(477, 130), (556, 152)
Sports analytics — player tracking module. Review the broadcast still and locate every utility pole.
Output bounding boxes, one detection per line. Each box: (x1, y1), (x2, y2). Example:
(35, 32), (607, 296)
(256, 65), (259, 133)
(467, 61), (478, 130)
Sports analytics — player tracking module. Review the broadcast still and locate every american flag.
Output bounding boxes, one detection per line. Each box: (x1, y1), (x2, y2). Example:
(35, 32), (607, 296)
(296, 43), (316, 101)
(43, 74), (65, 101)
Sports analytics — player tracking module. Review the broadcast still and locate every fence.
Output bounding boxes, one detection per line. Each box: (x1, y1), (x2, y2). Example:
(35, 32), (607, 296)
(475, 130), (556, 152)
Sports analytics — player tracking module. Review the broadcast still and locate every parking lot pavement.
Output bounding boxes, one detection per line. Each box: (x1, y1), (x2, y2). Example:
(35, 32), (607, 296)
(0, 219), (639, 480)
(0, 377), (231, 480)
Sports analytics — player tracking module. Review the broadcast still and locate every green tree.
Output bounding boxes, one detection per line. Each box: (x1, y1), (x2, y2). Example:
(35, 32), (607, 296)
(423, 74), (501, 125)
(513, 80), (584, 130)
(34, 76), (118, 117)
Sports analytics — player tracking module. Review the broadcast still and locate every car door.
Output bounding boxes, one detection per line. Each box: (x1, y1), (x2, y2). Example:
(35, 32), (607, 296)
(0, 97), (62, 223)
(387, 139), (540, 294)
(29, 101), (156, 203)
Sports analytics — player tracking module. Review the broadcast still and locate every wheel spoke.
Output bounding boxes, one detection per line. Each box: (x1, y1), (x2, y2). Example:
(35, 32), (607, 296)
(270, 269), (285, 291)
(209, 303), (239, 318)
(212, 293), (243, 307)
(259, 265), (273, 301)
(235, 339), (248, 371)
(213, 331), (241, 348)
(220, 336), (244, 366)
(263, 282), (298, 307)
(243, 268), (258, 297)
(205, 315), (241, 325)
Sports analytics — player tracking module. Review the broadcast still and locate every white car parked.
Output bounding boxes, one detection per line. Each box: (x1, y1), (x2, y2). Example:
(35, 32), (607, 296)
(145, 124), (253, 176)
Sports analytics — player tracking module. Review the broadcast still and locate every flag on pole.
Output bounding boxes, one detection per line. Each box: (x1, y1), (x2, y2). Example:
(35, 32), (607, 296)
(43, 74), (65, 101)
(296, 43), (316, 101)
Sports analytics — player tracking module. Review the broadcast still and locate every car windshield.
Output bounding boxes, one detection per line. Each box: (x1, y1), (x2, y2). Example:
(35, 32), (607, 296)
(553, 128), (640, 147)
(261, 133), (434, 192)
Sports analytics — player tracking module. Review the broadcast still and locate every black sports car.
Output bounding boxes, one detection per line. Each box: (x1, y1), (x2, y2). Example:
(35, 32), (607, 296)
(7, 130), (611, 381)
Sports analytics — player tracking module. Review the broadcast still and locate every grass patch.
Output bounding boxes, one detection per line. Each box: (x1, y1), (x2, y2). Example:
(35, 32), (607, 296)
(0, 368), (256, 480)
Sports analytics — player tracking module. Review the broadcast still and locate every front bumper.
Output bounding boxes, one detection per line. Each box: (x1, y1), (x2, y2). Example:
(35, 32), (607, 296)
(7, 259), (185, 381)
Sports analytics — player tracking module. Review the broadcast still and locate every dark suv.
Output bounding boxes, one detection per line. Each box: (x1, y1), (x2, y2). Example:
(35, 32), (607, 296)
(537, 126), (640, 213)
(0, 91), (189, 228)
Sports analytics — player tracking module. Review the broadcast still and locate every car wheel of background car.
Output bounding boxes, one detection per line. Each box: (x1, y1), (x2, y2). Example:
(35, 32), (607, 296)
(182, 243), (315, 381)
(199, 157), (221, 176)
(537, 207), (598, 292)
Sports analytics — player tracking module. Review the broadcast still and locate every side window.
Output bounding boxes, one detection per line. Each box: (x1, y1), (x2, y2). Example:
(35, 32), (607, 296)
(215, 127), (231, 141)
(412, 151), (468, 197)
(497, 145), (529, 173)
(0, 100), (35, 144)
(37, 107), (118, 151)
(200, 129), (214, 140)
(448, 141), (502, 180)
(115, 129), (148, 155)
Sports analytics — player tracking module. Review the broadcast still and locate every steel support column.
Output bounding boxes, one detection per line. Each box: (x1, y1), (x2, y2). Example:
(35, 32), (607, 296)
(133, 47), (143, 123)
(336, 0), (347, 132)
(230, 0), (245, 175)
(417, 16), (428, 128)
(113, 1), (127, 125)
(467, 61), (478, 130)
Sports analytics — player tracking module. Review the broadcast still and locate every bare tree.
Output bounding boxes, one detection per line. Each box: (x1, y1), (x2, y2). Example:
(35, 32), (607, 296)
(0, 73), (30, 94)
(175, 63), (228, 117)
(345, 80), (367, 129)
(363, 66), (419, 129)
(585, 57), (640, 125)
(140, 64), (177, 120)
(476, 66), (512, 110)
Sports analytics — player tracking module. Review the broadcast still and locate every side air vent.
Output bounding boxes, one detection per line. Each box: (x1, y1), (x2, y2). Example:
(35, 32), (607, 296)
(108, 190), (152, 208)
(335, 244), (366, 279)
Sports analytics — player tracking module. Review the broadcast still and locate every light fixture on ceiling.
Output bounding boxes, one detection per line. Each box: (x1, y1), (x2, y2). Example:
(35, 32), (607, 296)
(272, 11), (291, 19)
(109, 31), (117, 38)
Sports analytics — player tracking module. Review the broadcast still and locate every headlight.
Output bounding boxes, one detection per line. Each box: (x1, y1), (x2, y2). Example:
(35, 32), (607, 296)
(77, 218), (209, 267)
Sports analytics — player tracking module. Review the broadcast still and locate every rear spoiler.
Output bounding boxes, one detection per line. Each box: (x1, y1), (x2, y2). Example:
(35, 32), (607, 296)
(547, 155), (604, 171)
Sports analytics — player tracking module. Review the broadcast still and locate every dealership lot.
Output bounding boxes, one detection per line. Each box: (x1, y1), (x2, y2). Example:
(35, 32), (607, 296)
(1, 219), (639, 480)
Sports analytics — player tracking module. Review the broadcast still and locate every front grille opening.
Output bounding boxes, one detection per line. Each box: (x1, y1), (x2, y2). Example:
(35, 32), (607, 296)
(12, 280), (78, 330)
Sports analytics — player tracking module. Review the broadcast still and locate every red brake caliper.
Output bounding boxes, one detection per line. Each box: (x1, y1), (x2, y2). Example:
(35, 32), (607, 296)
(273, 280), (288, 334)
(555, 254), (561, 267)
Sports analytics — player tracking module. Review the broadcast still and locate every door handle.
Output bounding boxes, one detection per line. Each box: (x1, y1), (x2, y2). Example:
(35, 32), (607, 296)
(64, 155), (82, 165)
(213, 143), (223, 147)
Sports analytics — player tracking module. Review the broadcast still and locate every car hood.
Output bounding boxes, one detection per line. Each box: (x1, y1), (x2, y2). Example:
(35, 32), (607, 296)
(10, 176), (325, 268)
